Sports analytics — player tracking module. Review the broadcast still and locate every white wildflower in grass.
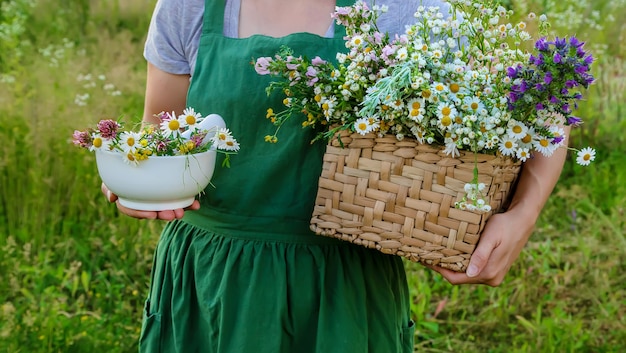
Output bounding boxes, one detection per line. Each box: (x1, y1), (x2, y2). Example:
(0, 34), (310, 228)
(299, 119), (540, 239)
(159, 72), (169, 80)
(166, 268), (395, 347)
(576, 147), (596, 166)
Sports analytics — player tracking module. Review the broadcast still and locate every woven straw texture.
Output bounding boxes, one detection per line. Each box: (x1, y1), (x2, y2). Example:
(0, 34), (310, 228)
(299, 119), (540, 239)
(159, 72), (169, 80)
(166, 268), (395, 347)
(310, 132), (522, 272)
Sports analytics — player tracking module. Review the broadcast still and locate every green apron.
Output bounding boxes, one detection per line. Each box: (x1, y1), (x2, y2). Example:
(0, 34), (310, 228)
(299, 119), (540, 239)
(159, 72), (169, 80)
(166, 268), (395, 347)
(139, 0), (415, 352)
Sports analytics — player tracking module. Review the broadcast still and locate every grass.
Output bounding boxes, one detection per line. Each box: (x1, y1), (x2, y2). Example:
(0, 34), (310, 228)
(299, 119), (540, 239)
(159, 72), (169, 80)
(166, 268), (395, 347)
(0, 0), (624, 352)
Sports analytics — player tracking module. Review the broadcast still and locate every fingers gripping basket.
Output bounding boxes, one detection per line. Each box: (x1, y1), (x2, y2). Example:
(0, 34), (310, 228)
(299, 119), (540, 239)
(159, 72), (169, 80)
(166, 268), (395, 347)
(310, 131), (522, 272)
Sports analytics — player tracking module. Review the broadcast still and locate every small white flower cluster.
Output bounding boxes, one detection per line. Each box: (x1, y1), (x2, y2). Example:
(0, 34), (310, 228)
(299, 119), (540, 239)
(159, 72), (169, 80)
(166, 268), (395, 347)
(359, 1), (537, 157)
(74, 72), (123, 106)
(455, 182), (492, 213)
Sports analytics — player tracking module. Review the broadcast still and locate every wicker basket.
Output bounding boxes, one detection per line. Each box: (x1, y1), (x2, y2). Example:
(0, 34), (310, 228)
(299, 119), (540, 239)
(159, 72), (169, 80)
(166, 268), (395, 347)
(310, 131), (522, 272)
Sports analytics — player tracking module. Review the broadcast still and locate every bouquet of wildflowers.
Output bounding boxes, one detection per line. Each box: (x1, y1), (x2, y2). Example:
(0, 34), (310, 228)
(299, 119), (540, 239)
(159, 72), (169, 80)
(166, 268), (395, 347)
(254, 0), (595, 211)
(72, 107), (239, 167)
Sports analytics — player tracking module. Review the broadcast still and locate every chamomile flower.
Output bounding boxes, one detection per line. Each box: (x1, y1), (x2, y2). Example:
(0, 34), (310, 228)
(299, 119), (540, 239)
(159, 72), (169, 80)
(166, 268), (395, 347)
(463, 96), (483, 113)
(436, 102), (457, 120)
(498, 135), (518, 156)
(354, 117), (379, 135)
(533, 135), (557, 157)
(160, 112), (184, 138)
(118, 131), (142, 152)
(89, 133), (111, 152)
(122, 149), (140, 166)
(507, 120), (528, 139)
(516, 147), (531, 162)
(212, 128), (240, 151)
(443, 138), (460, 157)
(576, 147), (595, 166)
(407, 98), (426, 122)
(179, 107), (203, 130)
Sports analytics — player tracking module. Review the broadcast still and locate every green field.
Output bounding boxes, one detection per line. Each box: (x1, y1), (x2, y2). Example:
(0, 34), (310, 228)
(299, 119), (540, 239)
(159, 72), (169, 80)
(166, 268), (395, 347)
(1, 0), (624, 352)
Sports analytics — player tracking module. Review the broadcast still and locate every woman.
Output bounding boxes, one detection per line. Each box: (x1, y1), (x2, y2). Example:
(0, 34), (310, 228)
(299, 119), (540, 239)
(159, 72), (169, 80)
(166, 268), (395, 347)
(102, 0), (567, 352)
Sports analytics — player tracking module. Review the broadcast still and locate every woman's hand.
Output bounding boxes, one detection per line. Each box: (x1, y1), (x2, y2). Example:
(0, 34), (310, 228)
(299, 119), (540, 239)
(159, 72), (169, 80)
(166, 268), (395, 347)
(101, 183), (200, 221)
(426, 206), (536, 286)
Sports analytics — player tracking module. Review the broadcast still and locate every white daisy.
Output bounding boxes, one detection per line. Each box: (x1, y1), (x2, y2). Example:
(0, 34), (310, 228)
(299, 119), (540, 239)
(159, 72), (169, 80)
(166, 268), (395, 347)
(179, 107), (203, 130)
(354, 117), (378, 135)
(122, 149), (140, 166)
(463, 96), (483, 113)
(443, 138), (460, 157)
(89, 133), (111, 152)
(507, 120), (528, 139)
(498, 135), (518, 156)
(407, 98), (426, 122)
(436, 102), (457, 119)
(516, 148), (531, 162)
(576, 147), (596, 166)
(211, 128), (239, 151)
(160, 112), (184, 138)
(533, 135), (557, 157)
(119, 131), (142, 152)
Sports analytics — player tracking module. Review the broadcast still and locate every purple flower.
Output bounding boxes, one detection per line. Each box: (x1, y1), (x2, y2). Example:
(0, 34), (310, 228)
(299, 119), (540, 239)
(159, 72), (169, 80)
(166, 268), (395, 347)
(373, 31), (384, 45)
(97, 119), (120, 139)
(529, 54), (544, 66)
(544, 71), (553, 84)
(554, 37), (567, 49)
(305, 66), (319, 86)
(72, 130), (93, 148)
(155, 140), (168, 153)
(553, 52), (563, 64)
(535, 103), (544, 110)
(552, 135), (565, 144)
(562, 103), (571, 113)
(574, 64), (589, 75)
(311, 56), (327, 66)
(190, 132), (207, 147)
(583, 54), (594, 65)
(565, 80), (578, 89)
(506, 66), (518, 78)
(567, 116), (583, 126)
(286, 63), (300, 70)
(550, 96), (560, 104)
(535, 37), (549, 51)
(569, 37), (584, 48)
(254, 57), (273, 75)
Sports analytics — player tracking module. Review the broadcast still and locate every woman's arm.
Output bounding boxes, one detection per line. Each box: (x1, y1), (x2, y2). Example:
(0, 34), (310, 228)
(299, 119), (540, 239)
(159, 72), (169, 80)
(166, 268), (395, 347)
(428, 139), (568, 286)
(101, 63), (199, 220)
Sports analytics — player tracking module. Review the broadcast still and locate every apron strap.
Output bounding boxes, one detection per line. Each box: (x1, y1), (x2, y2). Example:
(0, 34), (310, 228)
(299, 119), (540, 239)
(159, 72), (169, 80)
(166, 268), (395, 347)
(203, 0), (226, 34)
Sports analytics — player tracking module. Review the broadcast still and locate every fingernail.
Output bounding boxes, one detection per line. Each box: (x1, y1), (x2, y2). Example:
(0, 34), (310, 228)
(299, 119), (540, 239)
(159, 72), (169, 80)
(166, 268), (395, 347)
(106, 190), (112, 202)
(466, 264), (478, 277)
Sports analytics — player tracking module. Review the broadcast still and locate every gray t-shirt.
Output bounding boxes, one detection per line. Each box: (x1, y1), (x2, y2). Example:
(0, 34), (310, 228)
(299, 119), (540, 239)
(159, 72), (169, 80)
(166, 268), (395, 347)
(144, 0), (452, 76)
